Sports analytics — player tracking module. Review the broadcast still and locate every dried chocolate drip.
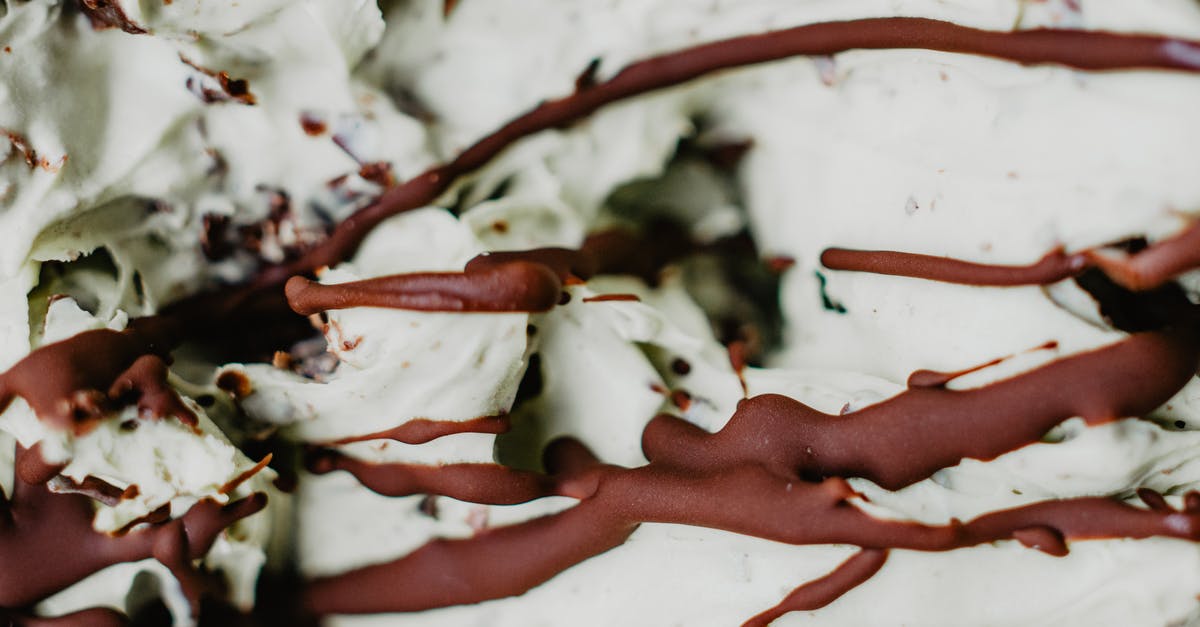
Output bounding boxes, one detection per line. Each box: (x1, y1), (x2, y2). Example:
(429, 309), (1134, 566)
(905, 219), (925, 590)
(0, 446), (266, 610)
(906, 341), (1058, 389)
(48, 474), (128, 507)
(582, 294), (641, 303)
(743, 549), (888, 627)
(822, 220), (1200, 292)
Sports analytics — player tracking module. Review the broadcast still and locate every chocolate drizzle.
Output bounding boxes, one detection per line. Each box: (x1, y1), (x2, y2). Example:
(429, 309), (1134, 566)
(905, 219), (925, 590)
(308, 412), (1200, 616)
(285, 259), (564, 314)
(306, 450), (558, 505)
(0, 447), (265, 612)
(742, 549), (888, 627)
(326, 414), (510, 445)
(821, 247), (1086, 286)
(258, 18), (1200, 290)
(821, 219), (1200, 292)
(0, 319), (187, 434)
(7, 13), (1200, 624)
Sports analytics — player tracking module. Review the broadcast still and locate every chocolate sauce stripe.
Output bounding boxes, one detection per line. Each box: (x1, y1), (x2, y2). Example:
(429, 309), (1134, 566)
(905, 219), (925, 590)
(0, 447), (266, 610)
(742, 548), (888, 627)
(6, 14), (1200, 622)
(307, 450), (559, 505)
(327, 414), (511, 446)
(822, 220), (1200, 291)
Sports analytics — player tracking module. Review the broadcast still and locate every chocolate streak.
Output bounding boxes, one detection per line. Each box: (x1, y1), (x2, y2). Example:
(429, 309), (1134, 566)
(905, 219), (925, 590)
(306, 450), (558, 505)
(327, 414), (510, 445)
(742, 549), (888, 627)
(821, 220), (1200, 291)
(285, 260), (564, 315)
(0, 318), (190, 435)
(0, 447), (266, 611)
(283, 242), (654, 315)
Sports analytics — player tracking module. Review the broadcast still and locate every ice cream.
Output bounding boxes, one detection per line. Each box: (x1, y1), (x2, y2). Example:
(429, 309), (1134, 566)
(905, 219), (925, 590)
(5, 0), (1200, 625)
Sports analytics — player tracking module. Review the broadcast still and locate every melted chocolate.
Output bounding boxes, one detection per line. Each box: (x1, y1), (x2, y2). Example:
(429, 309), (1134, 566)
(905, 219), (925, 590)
(581, 294), (641, 303)
(0, 447), (265, 611)
(285, 260), (564, 314)
(306, 449), (558, 505)
(822, 220), (1200, 292)
(8, 14), (1200, 623)
(0, 320), (186, 434)
(327, 414), (510, 446)
(76, 0), (147, 34)
(742, 549), (888, 627)
(821, 247), (1086, 286)
(644, 328), (1199, 490)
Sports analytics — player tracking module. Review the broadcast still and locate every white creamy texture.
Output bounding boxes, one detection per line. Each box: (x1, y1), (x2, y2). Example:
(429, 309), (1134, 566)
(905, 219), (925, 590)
(4, 0), (1200, 625)
(234, 208), (530, 442)
(371, 0), (1200, 383)
(301, 2), (1200, 626)
(2, 0), (431, 302)
(326, 535), (1200, 627)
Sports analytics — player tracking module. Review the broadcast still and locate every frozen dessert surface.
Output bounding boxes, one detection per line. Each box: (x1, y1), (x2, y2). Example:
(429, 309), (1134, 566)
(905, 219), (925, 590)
(5, 0), (1200, 625)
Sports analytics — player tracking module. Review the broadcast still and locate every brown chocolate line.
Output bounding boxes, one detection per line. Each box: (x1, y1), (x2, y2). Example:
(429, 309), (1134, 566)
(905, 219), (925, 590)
(328, 414), (510, 446)
(907, 340), (1057, 389)
(307, 449), (559, 505)
(642, 327), (1200, 490)
(581, 294), (642, 303)
(284, 259), (563, 315)
(0, 447), (267, 610)
(258, 18), (1200, 289)
(820, 247), (1087, 286)
(742, 549), (888, 627)
(821, 220), (1200, 291)
(10, 607), (129, 627)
